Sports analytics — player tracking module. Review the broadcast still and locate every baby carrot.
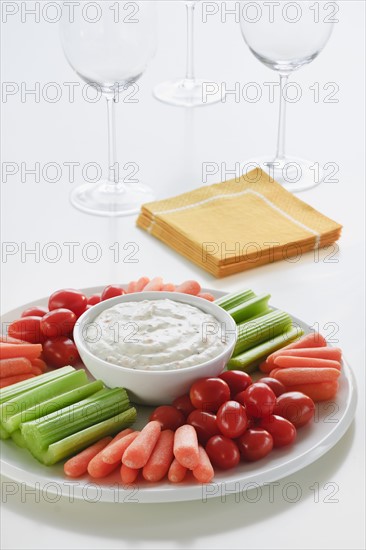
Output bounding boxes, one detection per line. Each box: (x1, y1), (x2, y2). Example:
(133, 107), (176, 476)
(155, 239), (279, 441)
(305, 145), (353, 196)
(64, 437), (112, 478)
(197, 293), (215, 302)
(168, 458), (187, 483)
(142, 429), (174, 482)
(122, 421), (161, 469)
(192, 446), (215, 484)
(30, 366), (43, 376)
(259, 360), (272, 374)
(87, 430), (134, 478)
(270, 347), (342, 363)
(273, 356), (341, 371)
(162, 283), (176, 292)
(31, 358), (47, 373)
(271, 367), (340, 386)
(127, 281), (138, 293)
(266, 332), (327, 365)
(175, 280), (201, 296)
(136, 277), (150, 291)
(143, 277), (164, 291)
(0, 374), (35, 388)
(0, 335), (27, 344)
(120, 464), (140, 484)
(0, 343), (42, 361)
(101, 431), (139, 464)
(0, 357), (33, 378)
(285, 381), (339, 402)
(173, 424), (199, 470)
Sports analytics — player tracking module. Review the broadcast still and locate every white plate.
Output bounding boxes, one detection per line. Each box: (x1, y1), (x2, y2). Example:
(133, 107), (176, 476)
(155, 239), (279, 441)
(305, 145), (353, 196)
(0, 287), (357, 503)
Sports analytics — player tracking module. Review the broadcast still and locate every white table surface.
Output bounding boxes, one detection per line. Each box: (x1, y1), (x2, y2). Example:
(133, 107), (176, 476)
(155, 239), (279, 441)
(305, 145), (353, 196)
(1, 1), (365, 549)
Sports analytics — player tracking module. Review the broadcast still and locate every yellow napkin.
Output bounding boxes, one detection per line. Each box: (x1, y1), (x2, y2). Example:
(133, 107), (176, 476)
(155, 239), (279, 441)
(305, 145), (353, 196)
(137, 169), (342, 277)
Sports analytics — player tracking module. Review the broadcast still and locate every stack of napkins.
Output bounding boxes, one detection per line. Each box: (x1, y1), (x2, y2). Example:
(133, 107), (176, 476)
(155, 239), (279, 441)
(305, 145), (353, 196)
(137, 169), (342, 277)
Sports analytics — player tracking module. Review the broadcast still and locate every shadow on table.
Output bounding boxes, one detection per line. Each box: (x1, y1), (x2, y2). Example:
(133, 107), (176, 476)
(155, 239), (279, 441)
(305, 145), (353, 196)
(2, 422), (356, 546)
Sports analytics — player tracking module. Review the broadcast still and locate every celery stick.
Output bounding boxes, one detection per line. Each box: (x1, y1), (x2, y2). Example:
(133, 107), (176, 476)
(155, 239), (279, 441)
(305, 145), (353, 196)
(21, 388), (130, 455)
(215, 289), (255, 311)
(41, 407), (137, 466)
(228, 294), (271, 324)
(233, 310), (292, 356)
(0, 369), (89, 430)
(11, 429), (27, 448)
(228, 326), (304, 373)
(3, 379), (104, 435)
(0, 426), (10, 439)
(0, 366), (75, 406)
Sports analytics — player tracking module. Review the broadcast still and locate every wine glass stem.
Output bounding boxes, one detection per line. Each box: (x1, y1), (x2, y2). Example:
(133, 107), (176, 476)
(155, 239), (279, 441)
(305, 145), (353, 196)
(275, 74), (289, 160)
(106, 94), (118, 184)
(185, 1), (196, 82)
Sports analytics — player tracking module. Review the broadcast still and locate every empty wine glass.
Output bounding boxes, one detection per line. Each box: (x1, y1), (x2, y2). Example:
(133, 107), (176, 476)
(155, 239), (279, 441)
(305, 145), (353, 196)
(240, 1), (335, 191)
(60, 1), (157, 216)
(154, 0), (221, 107)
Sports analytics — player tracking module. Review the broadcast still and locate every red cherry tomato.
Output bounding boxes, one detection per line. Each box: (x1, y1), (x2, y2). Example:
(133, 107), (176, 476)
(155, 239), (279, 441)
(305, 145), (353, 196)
(42, 337), (80, 368)
(205, 435), (240, 470)
(172, 394), (195, 418)
(48, 289), (87, 318)
(149, 406), (185, 431)
(87, 294), (101, 306)
(21, 306), (48, 318)
(259, 377), (287, 397)
(8, 316), (45, 344)
(274, 392), (315, 428)
(40, 308), (77, 339)
(216, 400), (248, 438)
(241, 382), (277, 418)
(190, 378), (230, 413)
(187, 410), (220, 445)
(101, 285), (125, 301)
(259, 415), (296, 447)
(219, 370), (252, 397)
(237, 428), (273, 462)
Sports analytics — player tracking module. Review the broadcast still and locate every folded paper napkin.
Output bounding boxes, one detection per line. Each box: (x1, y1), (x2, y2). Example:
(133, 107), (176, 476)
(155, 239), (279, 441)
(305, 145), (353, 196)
(137, 169), (342, 278)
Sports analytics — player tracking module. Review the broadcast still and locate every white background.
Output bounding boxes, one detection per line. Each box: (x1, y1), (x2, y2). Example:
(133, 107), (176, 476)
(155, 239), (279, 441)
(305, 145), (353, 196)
(1, 1), (365, 549)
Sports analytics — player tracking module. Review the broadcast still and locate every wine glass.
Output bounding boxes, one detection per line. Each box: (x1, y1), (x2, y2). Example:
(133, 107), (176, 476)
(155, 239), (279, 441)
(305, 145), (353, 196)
(60, 1), (157, 216)
(240, 1), (335, 192)
(154, 1), (221, 107)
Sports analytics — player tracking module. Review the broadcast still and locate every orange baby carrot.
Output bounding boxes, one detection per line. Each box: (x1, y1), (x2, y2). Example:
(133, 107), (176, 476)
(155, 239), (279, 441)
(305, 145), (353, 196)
(101, 431), (139, 464)
(0, 343), (42, 361)
(0, 335), (27, 344)
(173, 424), (199, 470)
(127, 281), (138, 293)
(30, 366), (43, 376)
(87, 430), (134, 478)
(175, 280), (201, 296)
(162, 283), (176, 292)
(192, 445), (215, 484)
(0, 357), (33, 378)
(270, 347), (342, 363)
(143, 277), (164, 291)
(64, 437), (112, 478)
(31, 358), (47, 373)
(122, 421), (161, 469)
(142, 429), (175, 482)
(285, 381), (339, 402)
(120, 464), (140, 484)
(266, 332), (327, 365)
(136, 276), (150, 291)
(168, 458), (187, 483)
(259, 360), (272, 374)
(273, 356), (341, 371)
(197, 293), (215, 302)
(0, 374), (35, 388)
(271, 367), (340, 386)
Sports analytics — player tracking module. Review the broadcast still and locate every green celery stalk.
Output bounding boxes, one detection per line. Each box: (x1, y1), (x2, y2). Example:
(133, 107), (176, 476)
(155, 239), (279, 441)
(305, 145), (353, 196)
(0, 426), (10, 439)
(3, 379), (104, 435)
(215, 289), (255, 311)
(11, 429), (27, 448)
(228, 294), (271, 324)
(0, 369), (89, 430)
(21, 388), (130, 456)
(228, 326), (304, 373)
(233, 310), (292, 356)
(0, 366), (75, 406)
(40, 407), (137, 466)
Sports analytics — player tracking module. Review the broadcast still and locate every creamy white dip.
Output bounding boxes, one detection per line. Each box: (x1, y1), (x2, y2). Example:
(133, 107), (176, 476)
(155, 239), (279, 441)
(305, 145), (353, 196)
(86, 299), (226, 371)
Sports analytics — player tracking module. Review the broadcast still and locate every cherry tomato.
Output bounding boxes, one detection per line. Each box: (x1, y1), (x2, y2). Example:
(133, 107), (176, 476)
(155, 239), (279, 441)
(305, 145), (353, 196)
(190, 378), (230, 413)
(274, 392), (315, 428)
(237, 428), (273, 462)
(21, 306), (48, 318)
(205, 435), (240, 470)
(87, 294), (101, 306)
(101, 285), (125, 301)
(42, 337), (80, 368)
(216, 400), (248, 438)
(259, 377), (287, 397)
(241, 382), (276, 418)
(219, 370), (252, 397)
(48, 289), (87, 318)
(149, 405), (185, 431)
(172, 394), (195, 418)
(187, 410), (220, 445)
(40, 308), (77, 339)
(259, 415), (296, 447)
(8, 316), (45, 344)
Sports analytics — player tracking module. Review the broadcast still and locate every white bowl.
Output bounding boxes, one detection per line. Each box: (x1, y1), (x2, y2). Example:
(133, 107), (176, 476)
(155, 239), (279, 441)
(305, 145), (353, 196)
(74, 291), (237, 405)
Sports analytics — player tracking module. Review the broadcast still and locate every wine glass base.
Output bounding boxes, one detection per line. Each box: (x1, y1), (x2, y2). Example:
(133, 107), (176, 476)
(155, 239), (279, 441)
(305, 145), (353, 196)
(246, 156), (323, 193)
(153, 79), (222, 107)
(70, 180), (155, 217)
